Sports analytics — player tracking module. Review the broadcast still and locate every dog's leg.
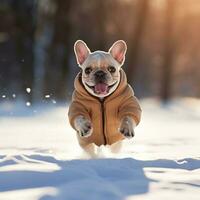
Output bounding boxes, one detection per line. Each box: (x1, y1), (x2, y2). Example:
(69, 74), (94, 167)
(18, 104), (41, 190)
(74, 115), (93, 137)
(110, 141), (123, 153)
(119, 116), (136, 138)
(81, 143), (97, 158)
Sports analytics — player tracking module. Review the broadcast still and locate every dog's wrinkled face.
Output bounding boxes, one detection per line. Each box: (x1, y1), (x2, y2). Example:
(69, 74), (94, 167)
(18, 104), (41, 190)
(74, 40), (127, 98)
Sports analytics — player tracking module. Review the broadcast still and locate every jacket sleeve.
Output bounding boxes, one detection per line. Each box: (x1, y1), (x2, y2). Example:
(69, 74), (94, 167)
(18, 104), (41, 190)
(118, 87), (142, 125)
(68, 92), (90, 130)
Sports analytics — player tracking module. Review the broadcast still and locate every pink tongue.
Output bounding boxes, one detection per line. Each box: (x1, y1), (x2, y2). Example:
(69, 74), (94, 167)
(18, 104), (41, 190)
(94, 83), (108, 94)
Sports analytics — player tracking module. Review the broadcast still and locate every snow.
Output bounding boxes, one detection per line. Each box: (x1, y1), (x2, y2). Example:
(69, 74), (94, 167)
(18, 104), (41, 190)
(0, 98), (199, 200)
(52, 100), (56, 104)
(26, 102), (31, 107)
(26, 88), (31, 93)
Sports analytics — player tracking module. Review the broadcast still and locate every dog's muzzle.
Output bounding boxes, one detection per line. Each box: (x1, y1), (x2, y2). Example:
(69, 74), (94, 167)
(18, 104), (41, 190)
(94, 70), (107, 83)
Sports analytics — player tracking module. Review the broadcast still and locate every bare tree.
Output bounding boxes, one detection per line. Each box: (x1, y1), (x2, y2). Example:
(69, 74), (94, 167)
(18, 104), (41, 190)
(161, 0), (176, 103)
(53, 0), (72, 99)
(33, 0), (56, 101)
(94, 0), (106, 50)
(12, 0), (36, 101)
(43, 0), (72, 100)
(126, 0), (149, 85)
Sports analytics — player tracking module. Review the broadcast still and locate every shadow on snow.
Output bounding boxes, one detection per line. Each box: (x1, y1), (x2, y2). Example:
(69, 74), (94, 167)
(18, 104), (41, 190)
(0, 154), (199, 200)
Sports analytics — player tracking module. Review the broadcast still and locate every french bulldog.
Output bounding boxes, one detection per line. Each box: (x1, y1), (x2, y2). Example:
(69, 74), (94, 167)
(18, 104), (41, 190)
(73, 40), (136, 143)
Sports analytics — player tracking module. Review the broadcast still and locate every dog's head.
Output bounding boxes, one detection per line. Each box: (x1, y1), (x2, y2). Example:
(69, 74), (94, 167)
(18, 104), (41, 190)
(74, 40), (127, 98)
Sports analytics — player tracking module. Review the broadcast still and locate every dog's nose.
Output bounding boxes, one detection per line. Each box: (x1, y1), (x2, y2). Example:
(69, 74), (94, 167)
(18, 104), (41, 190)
(95, 70), (106, 78)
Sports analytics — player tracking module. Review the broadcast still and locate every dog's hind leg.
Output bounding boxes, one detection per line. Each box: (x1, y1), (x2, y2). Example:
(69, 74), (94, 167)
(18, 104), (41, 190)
(82, 143), (97, 158)
(110, 141), (123, 153)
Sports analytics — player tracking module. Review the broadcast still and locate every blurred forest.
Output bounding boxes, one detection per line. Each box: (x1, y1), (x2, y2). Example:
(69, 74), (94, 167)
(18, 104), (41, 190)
(0, 0), (200, 103)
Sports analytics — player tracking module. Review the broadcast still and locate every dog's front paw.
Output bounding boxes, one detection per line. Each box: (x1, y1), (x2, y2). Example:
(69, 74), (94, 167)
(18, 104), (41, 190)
(119, 116), (135, 139)
(74, 116), (93, 137)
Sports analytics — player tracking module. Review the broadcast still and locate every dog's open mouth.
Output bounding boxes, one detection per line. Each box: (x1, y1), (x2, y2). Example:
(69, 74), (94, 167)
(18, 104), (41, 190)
(86, 82), (117, 95)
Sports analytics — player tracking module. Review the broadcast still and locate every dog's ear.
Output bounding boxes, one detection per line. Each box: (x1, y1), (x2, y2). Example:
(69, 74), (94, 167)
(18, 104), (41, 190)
(74, 40), (91, 65)
(109, 40), (127, 65)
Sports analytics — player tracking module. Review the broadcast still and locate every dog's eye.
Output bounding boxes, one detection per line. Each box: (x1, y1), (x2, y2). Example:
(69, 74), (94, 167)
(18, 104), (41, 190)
(85, 67), (92, 75)
(108, 66), (116, 73)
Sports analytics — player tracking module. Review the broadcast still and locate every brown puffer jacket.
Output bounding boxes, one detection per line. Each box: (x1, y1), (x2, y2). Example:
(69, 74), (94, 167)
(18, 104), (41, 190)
(68, 69), (142, 147)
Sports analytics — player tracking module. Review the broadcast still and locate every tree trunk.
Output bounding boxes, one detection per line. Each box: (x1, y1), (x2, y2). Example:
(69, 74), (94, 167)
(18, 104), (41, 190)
(161, 0), (176, 103)
(126, 0), (149, 85)
(12, 0), (36, 102)
(43, 0), (72, 100)
(95, 0), (106, 50)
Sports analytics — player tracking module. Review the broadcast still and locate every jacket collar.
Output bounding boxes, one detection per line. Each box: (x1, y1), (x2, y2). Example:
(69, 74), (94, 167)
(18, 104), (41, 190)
(74, 69), (128, 102)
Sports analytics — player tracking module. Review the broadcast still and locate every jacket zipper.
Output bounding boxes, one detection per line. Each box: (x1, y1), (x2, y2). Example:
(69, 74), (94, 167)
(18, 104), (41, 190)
(100, 100), (107, 145)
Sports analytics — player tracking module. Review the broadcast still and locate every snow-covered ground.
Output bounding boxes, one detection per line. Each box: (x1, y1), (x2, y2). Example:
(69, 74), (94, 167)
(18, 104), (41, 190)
(0, 98), (200, 200)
